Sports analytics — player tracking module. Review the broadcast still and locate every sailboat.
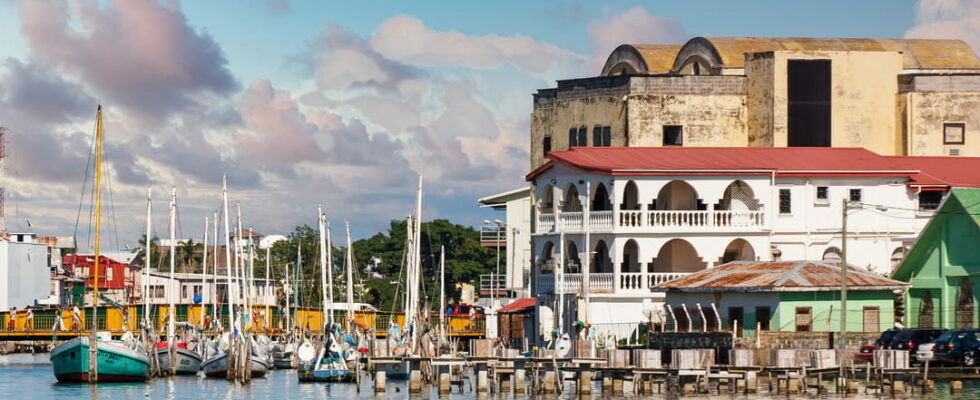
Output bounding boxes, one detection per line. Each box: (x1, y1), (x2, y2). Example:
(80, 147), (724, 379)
(50, 105), (151, 383)
(155, 187), (203, 375)
(298, 207), (355, 382)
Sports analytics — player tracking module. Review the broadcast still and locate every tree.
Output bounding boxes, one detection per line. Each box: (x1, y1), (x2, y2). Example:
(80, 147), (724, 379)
(133, 234), (160, 269)
(181, 239), (202, 272)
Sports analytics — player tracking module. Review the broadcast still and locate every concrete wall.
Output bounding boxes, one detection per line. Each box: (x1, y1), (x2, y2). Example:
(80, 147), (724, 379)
(625, 76), (747, 148)
(0, 241), (50, 309)
(759, 50), (904, 155)
(746, 52), (775, 146)
(504, 192), (532, 292)
(900, 75), (980, 156)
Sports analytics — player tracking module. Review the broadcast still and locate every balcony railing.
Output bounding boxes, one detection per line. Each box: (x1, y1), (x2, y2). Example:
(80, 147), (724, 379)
(536, 209), (765, 233)
(538, 272), (688, 295)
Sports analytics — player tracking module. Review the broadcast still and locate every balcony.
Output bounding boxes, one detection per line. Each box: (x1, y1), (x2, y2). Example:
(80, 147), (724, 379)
(537, 272), (688, 295)
(537, 209), (765, 233)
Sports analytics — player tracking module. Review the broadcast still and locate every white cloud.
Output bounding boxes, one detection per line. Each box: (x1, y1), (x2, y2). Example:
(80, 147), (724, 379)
(586, 6), (688, 71)
(906, 0), (980, 53)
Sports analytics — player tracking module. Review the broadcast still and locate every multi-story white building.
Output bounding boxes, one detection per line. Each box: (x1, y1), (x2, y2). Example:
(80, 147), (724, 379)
(525, 146), (980, 342)
(140, 271), (277, 306)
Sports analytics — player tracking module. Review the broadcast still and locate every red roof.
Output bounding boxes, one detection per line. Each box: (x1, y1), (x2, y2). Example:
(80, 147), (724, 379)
(498, 297), (536, 313)
(526, 147), (980, 190)
(652, 260), (910, 292)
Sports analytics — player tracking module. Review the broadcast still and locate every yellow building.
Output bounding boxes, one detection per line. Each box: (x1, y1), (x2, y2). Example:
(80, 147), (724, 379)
(530, 37), (980, 168)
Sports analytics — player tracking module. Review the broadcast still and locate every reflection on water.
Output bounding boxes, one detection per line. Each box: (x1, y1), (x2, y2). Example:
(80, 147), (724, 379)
(1, 353), (978, 399)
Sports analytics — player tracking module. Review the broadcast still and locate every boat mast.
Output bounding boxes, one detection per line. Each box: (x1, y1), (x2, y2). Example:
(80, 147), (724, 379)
(265, 244), (271, 330)
(344, 220), (354, 327)
(317, 206), (330, 329)
(237, 203), (249, 329)
(211, 211), (219, 326)
(201, 215), (209, 328)
(88, 105), (105, 383)
(222, 175), (235, 335)
(439, 245), (445, 337)
(168, 187), (177, 347)
(143, 187), (152, 330)
(409, 176), (423, 352)
(294, 243), (300, 330)
(326, 221), (335, 329)
(557, 230), (565, 339)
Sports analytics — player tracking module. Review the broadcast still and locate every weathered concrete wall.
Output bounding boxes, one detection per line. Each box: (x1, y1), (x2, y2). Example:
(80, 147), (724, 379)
(899, 75), (980, 156)
(768, 51), (904, 155)
(530, 82), (627, 169)
(746, 52), (775, 146)
(627, 75), (747, 147)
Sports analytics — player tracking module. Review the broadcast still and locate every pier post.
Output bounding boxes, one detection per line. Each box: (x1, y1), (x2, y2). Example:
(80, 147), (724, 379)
(612, 374), (624, 395)
(951, 380), (963, 394)
(513, 359), (526, 395)
(922, 379), (934, 392)
(374, 370), (386, 393)
(601, 375), (612, 393)
(438, 366), (451, 395)
(409, 360), (422, 394)
(577, 363), (591, 394)
(476, 362), (489, 393)
(542, 370), (557, 394)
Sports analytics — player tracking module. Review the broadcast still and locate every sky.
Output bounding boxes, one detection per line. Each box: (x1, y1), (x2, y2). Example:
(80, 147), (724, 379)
(0, 0), (975, 250)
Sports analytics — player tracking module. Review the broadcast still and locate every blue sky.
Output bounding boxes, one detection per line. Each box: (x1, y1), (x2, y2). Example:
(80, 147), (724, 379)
(0, 0), (970, 248)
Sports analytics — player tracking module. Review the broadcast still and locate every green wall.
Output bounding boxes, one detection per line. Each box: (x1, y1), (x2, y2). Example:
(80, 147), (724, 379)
(776, 291), (895, 332)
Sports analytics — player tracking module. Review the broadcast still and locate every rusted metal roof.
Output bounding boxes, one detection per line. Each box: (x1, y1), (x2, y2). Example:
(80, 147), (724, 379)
(498, 297), (536, 313)
(675, 37), (980, 70)
(601, 44), (682, 75)
(652, 260), (910, 293)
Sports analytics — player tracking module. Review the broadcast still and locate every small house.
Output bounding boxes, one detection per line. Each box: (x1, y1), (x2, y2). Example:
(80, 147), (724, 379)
(653, 260), (909, 338)
(893, 188), (980, 330)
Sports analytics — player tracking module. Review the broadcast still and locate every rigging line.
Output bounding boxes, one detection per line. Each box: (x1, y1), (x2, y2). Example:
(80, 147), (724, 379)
(73, 110), (98, 247)
(101, 132), (122, 253)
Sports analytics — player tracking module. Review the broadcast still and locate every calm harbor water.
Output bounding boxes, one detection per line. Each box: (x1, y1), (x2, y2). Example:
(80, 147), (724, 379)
(2, 353), (979, 399)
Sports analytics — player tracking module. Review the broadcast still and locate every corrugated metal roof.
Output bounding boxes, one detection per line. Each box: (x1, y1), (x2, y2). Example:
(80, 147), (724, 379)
(498, 297), (536, 313)
(652, 260), (910, 293)
(526, 147), (980, 191)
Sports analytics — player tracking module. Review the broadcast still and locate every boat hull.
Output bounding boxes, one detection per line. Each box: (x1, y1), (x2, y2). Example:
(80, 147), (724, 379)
(375, 359), (410, 380)
(50, 337), (150, 383)
(298, 361), (356, 383)
(202, 353), (268, 379)
(155, 346), (203, 375)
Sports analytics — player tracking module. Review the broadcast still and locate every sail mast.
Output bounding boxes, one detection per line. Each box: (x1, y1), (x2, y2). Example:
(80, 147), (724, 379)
(294, 243), (300, 329)
(168, 187), (177, 347)
(89, 105), (105, 382)
(344, 220), (354, 326)
(317, 206), (330, 328)
(439, 245), (445, 337)
(212, 211), (219, 325)
(143, 187), (152, 330)
(222, 175), (235, 334)
(201, 215), (209, 328)
(326, 221), (335, 328)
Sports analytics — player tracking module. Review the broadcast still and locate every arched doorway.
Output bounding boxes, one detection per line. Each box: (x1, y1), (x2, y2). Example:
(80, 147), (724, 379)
(565, 242), (581, 273)
(957, 278), (975, 329)
(720, 239), (756, 264)
(655, 181), (699, 210)
(592, 183), (611, 211)
(653, 239), (706, 273)
(540, 185), (555, 214)
(592, 240), (612, 273)
(621, 181), (640, 210)
(890, 247), (908, 272)
(919, 290), (934, 328)
(621, 240), (640, 272)
(562, 184), (582, 212)
(539, 242), (556, 274)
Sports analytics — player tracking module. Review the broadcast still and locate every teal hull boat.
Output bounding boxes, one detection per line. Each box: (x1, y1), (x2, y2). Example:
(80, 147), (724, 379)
(51, 336), (150, 383)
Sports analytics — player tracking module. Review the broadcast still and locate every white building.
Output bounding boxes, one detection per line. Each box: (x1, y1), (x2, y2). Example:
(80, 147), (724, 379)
(526, 146), (979, 343)
(0, 237), (51, 309)
(139, 271), (277, 306)
(478, 187), (532, 298)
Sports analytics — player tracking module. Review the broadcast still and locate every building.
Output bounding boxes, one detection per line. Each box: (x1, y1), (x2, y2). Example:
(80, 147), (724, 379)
(478, 187), (532, 299)
(139, 271), (277, 306)
(525, 146), (980, 343)
(892, 188), (980, 330)
(652, 260), (910, 338)
(0, 237), (50, 310)
(62, 254), (138, 306)
(531, 37), (980, 169)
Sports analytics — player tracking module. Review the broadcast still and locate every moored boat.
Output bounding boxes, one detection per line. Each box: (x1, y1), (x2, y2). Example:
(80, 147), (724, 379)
(202, 352), (269, 379)
(155, 343), (203, 375)
(51, 335), (150, 383)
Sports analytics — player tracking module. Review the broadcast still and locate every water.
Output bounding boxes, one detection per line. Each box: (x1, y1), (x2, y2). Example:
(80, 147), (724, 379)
(2, 353), (979, 399)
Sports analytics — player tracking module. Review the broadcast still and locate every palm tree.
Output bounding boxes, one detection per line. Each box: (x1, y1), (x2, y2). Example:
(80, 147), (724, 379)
(181, 238), (199, 273)
(134, 234), (160, 269)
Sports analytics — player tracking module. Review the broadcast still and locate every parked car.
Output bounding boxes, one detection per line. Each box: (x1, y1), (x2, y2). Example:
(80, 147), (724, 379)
(916, 342), (935, 363)
(886, 328), (947, 359)
(933, 329), (980, 365)
(443, 304), (486, 318)
(857, 329), (902, 362)
(876, 328), (900, 347)
(963, 345), (980, 366)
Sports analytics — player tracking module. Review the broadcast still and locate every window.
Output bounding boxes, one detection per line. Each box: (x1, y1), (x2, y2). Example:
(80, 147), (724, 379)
(543, 136), (552, 154)
(673, 307), (689, 332)
(568, 128), (577, 147)
(182, 285), (188, 299)
(849, 189), (862, 202)
(779, 189), (792, 214)
(815, 186), (828, 203)
(863, 307), (880, 332)
(577, 126), (587, 147)
(728, 307), (744, 336)
(918, 191), (943, 211)
(788, 60), (831, 147)
(756, 307), (771, 331)
(593, 126), (611, 146)
(944, 122), (965, 145)
(795, 307), (813, 332)
(151, 285), (165, 299)
(663, 125), (683, 146)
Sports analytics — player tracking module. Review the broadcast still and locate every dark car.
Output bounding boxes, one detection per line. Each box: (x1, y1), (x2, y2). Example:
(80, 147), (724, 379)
(887, 328), (947, 359)
(876, 329), (901, 347)
(857, 329), (902, 362)
(933, 329), (980, 365)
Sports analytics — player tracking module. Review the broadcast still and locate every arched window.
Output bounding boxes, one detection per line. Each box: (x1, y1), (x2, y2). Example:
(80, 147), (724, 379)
(540, 185), (555, 214)
(653, 239), (706, 273)
(621, 240), (640, 272)
(591, 183), (611, 211)
(720, 239), (756, 264)
(822, 247), (842, 262)
(919, 290), (934, 328)
(562, 184), (582, 212)
(957, 278), (975, 329)
(890, 247), (909, 271)
(592, 241), (612, 273)
(565, 242), (580, 273)
(539, 242), (555, 274)
(654, 181), (700, 211)
(621, 181), (640, 210)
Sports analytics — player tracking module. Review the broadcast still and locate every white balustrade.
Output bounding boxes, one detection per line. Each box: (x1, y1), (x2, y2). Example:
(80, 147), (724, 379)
(560, 211), (584, 231)
(590, 210), (613, 231)
(538, 273), (615, 294)
(609, 209), (765, 231)
(538, 213), (555, 232)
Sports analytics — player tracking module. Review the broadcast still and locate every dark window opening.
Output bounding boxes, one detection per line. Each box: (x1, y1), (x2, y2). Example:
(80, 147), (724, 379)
(779, 189), (792, 214)
(602, 126), (611, 146)
(577, 127), (587, 147)
(543, 136), (552, 155)
(728, 307), (744, 336)
(663, 125), (683, 146)
(795, 307), (813, 332)
(849, 189), (862, 202)
(568, 128), (577, 147)
(788, 60), (831, 147)
(919, 191), (944, 211)
(944, 123), (965, 145)
(693, 62), (701, 75)
(816, 186), (828, 201)
(592, 126), (612, 147)
(756, 307), (771, 331)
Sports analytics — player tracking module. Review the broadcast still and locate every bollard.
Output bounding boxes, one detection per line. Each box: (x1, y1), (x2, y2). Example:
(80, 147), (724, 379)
(409, 370), (422, 394)
(578, 369), (592, 394)
(439, 370), (452, 395)
(744, 371), (757, 393)
(476, 363), (489, 393)
(892, 380), (905, 394)
(922, 379), (934, 392)
(542, 370), (557, 394)
(951, 380), (963, 393)
(374, 370), (386, 393)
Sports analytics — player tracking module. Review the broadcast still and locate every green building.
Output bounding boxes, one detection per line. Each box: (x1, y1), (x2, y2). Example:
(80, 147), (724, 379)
(893, 188), (980, 330)
(654, 260), (909, 338)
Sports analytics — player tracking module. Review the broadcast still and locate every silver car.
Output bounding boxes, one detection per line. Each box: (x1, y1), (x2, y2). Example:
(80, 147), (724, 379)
(916, 342), (935, 362)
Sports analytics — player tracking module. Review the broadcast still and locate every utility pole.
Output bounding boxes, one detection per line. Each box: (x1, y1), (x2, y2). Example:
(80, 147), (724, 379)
(839, 198), (849, 382)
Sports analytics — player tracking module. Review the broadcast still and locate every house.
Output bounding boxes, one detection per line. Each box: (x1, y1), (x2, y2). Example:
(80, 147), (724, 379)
(531, 37), (980, 169)
(652, 260), (909, 338)
(892, 188), (980, 330)
(497, 297), (536, 348)
(478, 187), (532, 299)
(62, 254), (138, 305)
(0, 238), (50, 309)
(525, 146), (980, 344)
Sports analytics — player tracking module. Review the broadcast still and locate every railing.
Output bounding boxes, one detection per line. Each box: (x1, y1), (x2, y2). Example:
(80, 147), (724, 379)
(480, 274), (507, 294)
(536, 210), (613, 233)
(590, 210), (613, 231)
(539, 209), (765, 233)
(479, 225), (506, 247)
(619, 272), (690, 292)
(541, 272), (689, 294)
(538, 213), (555, 232)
